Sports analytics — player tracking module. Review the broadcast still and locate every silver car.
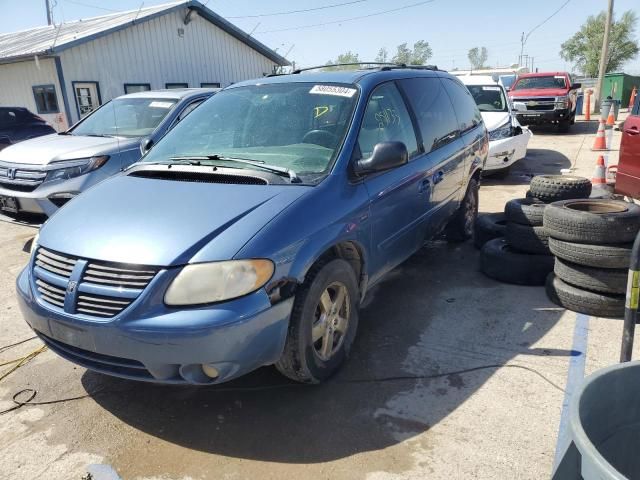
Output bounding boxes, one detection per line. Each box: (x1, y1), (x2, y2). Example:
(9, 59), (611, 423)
(0, 88), (216, 216)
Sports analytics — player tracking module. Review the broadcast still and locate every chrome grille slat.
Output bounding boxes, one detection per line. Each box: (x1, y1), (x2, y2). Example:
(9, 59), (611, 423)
(86, 263), (156, 275)
(33, 247), (158, 319)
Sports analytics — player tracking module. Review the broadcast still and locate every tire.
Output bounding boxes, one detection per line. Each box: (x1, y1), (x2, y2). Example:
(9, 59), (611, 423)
(525, 190), (544, 203)
(505, 222), (550, 254)
(446, 178), (479, 242)
(474, 212), (507, 249)
(543, 199), (640, 244)
(554, 257), (628, 294)
(545, 273), (624, 318)
(276, 258), (359, 383)
(504, 198), (546, 226)
(548, 237), (632, 269)
(529, 175), (592, 202)
(480, 238), (554, 286)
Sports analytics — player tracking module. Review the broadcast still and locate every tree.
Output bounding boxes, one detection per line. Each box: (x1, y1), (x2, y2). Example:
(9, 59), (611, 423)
(375, 47), (388, 63)
(391, 41), (432, 65)
(468, 47), (488, 70)
(560, 10), (639, 77)
(325, 51), (360, 70)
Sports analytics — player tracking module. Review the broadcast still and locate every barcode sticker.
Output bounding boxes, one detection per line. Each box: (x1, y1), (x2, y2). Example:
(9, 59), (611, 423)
(309, 85), (357, 97)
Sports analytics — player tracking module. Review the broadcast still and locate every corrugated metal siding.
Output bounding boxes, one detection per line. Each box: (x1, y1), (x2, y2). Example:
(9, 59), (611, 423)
(0, 58), (66, 131)
(59, 10), (278, 123)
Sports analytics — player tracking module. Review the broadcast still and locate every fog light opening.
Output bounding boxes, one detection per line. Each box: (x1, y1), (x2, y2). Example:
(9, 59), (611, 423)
(202, 364), (219, 379)
(48, 192), (77, 208)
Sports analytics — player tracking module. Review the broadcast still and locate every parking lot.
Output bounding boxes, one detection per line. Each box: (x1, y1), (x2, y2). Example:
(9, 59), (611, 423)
(0, 116), (631, 480)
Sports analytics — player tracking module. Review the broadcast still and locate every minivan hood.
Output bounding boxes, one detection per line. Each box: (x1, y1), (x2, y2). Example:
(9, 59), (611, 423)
(480, 112), (511, 131)
(38, 174), (310, 266)
(0, 134), (138, 165)
(509, 88), (567, 98)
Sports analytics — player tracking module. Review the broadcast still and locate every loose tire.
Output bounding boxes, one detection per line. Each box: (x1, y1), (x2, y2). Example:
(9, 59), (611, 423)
(529, 175), (592, 202)
(504, 198), (546, 226)
(545, 273), (624, 318)
(480, 238), (554, 286)
(554, 257), (628, 294)
(446, 178), (479, 242)
(543, 199), (640, 244)
(548, 237), (632, 269)
(474, 212), (507, 249)
(276, 258), (359, 383)
(505, 222), (550, 254)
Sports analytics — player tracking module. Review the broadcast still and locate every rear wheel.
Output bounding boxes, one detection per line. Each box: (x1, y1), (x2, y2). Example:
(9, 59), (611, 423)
(276, 259), (359, 383)
(446, 178), (479, 242)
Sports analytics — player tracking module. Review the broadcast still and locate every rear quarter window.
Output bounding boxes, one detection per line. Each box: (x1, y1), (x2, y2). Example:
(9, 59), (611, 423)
(399, 77), (459, 152)
(441, 78), (483, 133)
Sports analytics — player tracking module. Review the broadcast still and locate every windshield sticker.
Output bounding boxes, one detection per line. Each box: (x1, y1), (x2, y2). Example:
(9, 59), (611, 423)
(314, 106), (330, 118)
(482, 86), (501, 91)
(149, 101), (174, 108)
(310, 85), (357, 98)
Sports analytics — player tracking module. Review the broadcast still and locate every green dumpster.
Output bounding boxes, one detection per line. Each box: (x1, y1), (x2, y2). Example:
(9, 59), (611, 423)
(603, 72), (640, 108)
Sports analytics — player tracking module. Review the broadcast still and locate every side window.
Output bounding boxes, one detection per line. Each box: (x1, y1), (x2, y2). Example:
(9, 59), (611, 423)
(177, 100), (203, 122)
(32, 85), (59, 114)
(442, 78), (483, 133)
(357, 82), (418, 159)
(399, 78), (459, 153)
(633, 93), (640, 116)
(0, 109), (19, 127)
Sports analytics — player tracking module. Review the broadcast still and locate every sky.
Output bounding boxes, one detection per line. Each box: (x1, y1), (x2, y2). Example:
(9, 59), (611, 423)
(0, 0), (638, 75)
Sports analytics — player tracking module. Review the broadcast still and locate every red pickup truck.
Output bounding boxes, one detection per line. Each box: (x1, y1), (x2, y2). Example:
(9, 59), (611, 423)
(508, 72), (581, 133)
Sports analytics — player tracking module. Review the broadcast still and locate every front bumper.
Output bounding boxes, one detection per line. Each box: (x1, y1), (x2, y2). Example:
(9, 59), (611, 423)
(16, 266), (293, 384)
(515, 108), (571, 126)
(485, 129), (532, 171)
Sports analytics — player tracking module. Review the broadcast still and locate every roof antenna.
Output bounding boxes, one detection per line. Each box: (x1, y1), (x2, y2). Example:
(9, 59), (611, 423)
(132, 2), (144, 23)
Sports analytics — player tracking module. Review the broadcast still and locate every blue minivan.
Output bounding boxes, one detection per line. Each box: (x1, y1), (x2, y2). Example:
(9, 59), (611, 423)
(17, 66), (487, 385)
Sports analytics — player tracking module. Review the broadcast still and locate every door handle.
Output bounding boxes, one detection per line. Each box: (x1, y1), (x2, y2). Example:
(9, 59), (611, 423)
(433, 171), (445, 185)
(625, 127), (639, 136)
(418, 178), (431, 193)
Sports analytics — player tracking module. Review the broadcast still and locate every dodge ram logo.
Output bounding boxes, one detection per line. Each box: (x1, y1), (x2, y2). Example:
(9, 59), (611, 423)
(67, 281), (77, 294)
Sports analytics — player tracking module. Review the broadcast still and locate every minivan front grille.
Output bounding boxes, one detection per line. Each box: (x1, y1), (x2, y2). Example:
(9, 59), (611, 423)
(32, 247), (159, 319)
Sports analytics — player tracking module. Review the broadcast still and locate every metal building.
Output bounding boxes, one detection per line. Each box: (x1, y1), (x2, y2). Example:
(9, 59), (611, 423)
(0, 0), (289, 131)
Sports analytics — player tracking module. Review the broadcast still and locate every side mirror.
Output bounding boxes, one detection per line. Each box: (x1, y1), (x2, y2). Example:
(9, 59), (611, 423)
(140, 137), (154, 155)
(571, 83), (582, 90)
(505, 86), (511, 92)
(512, 102), (527, 112)
(355, 141), (408, 175)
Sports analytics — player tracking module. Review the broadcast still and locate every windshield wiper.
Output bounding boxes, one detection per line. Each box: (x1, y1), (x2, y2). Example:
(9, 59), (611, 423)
(84, 133), (113, 138)
(169, 155), (302, 183)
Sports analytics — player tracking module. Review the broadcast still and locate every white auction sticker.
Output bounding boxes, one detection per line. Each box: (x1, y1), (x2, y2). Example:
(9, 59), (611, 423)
(149, 101), (174, 108)
(309, 85), (357, 97)
(482, 86), (501, 91)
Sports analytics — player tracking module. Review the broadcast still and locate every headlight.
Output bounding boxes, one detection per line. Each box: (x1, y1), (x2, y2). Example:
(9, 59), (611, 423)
(164, 259), (274, 306)
(488, 122), (512, 141)
(555, 96), (569, 109)
(45, 155), (109, 182)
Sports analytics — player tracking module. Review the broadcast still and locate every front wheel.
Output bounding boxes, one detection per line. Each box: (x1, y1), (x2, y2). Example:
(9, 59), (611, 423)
(276, 258), (359, 383)
(445, 178), (479, 242)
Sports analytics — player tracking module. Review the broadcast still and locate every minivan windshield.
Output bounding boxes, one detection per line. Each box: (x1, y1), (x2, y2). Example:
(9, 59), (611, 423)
(466, 85), (508, 112)
(513, 76), (567, 90)
(72, 98), (178, 138)
(142, 82), (359, 181)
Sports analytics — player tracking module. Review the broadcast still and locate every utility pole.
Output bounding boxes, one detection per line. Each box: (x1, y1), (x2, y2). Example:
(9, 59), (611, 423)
(594, 0), (614, 114)
(519, 32), (525, 66)
(45, 0), (52, 25)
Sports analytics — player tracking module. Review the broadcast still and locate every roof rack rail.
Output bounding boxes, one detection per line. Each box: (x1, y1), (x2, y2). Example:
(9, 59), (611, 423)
(266, 62), (440, 77)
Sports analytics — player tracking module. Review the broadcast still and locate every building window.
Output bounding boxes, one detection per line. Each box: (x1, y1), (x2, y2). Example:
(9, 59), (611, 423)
(201, 82), (221, 88)
(32, 85), (59, 114)
(124, 83), (151, 94)
(166, 83), (188, 89)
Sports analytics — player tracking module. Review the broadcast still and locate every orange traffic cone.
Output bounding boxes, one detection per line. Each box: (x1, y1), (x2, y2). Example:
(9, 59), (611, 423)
(592, 155), (606, 184)
(592, 118), (608, 150)
(629, 87), (637, 111)
(606, 106), (616, 126)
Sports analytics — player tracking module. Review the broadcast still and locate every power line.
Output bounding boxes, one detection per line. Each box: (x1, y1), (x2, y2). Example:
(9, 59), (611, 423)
(524, 0), (572, 44)
(227, 0), (371, 19)
(63, 0), (119, 12)
(257, 0), (436, 34)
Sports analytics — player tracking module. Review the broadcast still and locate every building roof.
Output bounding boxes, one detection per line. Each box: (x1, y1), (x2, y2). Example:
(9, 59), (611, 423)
(0, 0), (289, 66)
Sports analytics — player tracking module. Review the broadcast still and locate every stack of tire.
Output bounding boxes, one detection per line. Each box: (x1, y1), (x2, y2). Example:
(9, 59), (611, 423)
(479, 175), (593, 286)
(544, 199), (640, 318)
